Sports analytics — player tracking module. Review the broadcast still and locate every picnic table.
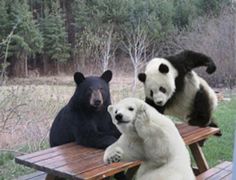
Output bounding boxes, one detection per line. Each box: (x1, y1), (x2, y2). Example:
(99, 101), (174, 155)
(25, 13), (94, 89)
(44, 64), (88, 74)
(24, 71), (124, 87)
(15, 123), (220, 180)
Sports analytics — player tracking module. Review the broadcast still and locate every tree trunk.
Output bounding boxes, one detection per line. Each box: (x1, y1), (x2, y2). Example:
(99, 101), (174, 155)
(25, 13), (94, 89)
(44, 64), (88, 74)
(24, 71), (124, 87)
(132, 66), (138, 96)
(43, 55), (48, 75)
(56, 61), (60, 74)
(25, 55), (28, 77)
(12, 51), (27, 77)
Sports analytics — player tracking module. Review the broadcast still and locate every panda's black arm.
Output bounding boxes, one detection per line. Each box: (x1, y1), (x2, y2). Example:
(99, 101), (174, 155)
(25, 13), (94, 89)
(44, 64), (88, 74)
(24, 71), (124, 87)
(170, 50), (216, 74)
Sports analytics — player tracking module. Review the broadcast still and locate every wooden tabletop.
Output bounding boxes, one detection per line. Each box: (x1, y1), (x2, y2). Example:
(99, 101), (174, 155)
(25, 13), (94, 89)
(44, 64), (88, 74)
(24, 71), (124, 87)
(15, 123), (220, 180)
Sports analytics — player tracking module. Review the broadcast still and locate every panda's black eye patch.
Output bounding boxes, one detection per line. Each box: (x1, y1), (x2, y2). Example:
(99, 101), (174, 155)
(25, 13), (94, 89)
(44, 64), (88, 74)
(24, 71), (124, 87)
(115, 110), (118, 114)
(159, 87), (167, 93)
(150, 90), (153, 97)
(128, 107), (134, 111)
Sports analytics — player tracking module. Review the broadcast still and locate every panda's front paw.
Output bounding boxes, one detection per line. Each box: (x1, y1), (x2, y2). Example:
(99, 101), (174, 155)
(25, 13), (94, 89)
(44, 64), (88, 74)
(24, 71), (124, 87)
(103, 147), (123, 164)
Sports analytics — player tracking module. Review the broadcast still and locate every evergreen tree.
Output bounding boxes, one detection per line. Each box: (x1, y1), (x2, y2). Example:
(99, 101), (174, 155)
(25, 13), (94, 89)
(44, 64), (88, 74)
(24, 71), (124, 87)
(40, 1), (70, 74)
(4, 0), (43, 77)
(0, 0), (9, 40)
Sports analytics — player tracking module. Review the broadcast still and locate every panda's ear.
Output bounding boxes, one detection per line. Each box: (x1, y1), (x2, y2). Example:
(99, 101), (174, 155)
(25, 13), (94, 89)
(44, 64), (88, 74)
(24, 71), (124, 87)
(107, 105), (113, 114)
(159, 64), (169, 74)
(138, 73), (146, 83)
(74, 72), (85, 85)
(101, 70), (112, 83)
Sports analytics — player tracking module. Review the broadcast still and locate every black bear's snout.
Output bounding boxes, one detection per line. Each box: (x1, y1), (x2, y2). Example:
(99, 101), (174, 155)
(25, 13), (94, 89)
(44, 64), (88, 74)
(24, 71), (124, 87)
(94, 100), (101, 106)
(90, 89), (103, 108)
(115, 114), (123, 122)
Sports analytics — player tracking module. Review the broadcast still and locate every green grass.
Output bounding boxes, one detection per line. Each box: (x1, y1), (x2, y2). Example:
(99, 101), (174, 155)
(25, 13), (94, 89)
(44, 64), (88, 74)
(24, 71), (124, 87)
(202, 97), (236, 167)
(0, 152), (34, 180)
(0, 86), (235, 179)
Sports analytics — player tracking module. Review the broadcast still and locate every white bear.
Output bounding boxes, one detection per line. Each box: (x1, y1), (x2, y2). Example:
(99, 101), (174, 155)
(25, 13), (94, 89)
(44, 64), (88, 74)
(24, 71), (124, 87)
(103, 97), (195, 180)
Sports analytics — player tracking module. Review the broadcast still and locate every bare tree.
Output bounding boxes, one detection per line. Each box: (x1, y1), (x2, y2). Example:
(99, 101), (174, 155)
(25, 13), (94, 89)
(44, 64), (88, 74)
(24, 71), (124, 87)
(156, 7), (236, 88)
(0, 22), (18, 85)
(100, 24), (118, 72)
(122, 23), (150, 94)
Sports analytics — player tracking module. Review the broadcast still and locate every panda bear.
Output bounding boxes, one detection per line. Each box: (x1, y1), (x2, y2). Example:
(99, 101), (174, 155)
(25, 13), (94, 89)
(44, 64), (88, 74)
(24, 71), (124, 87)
(104, 97), (195, 180)
(138, 50), (220, 134)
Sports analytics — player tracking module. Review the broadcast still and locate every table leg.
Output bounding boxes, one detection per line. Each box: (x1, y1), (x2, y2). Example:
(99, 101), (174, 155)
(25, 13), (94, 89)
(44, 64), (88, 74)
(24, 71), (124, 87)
(126, 166), (139, 180)
(189, 142), (209, 174)
(45, 174), (61, 180)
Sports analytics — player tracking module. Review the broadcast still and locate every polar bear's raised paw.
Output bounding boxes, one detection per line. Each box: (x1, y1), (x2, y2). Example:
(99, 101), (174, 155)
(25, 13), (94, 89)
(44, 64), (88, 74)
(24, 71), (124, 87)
(104, 147), (123, 164)
(135, 105), (149, 127)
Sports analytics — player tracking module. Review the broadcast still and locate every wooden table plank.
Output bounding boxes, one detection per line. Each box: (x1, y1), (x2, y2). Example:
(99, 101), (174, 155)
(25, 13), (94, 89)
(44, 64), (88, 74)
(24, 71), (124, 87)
(15, 123), (220, 180)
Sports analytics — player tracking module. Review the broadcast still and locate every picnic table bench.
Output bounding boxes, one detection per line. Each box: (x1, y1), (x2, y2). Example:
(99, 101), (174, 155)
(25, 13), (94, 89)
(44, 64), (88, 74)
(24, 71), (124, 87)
(15, 123), (220, 180)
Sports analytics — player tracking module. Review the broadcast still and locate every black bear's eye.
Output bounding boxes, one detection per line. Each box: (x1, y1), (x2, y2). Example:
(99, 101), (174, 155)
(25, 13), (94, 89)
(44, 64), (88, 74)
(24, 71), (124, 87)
(159, 87), (167, 93)
(150, 90), (153, 97)
(128, 107), (134, 111)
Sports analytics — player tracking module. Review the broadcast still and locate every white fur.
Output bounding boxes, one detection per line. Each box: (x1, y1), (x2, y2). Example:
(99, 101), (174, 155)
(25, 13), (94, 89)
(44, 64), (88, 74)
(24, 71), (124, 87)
(144, 58), (178, 106)
(144, 58), (218, 122)
(104, 98), (195, 180)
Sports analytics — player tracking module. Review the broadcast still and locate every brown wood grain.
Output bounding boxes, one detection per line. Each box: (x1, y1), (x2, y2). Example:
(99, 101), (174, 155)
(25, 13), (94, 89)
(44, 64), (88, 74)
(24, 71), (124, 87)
(196, 161), (232, 180)
(15, 123), (221, 180)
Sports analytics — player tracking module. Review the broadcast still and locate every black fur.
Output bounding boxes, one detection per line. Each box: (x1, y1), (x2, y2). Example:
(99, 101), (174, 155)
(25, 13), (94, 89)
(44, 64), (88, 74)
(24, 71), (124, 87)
(138, 73), (146, 83)
(162, 50), (216, 109)
(165, 50), (216, 75)
(188, 85), (222, 136)
(50, 71), (126, 180)
(159, 64), (169, 73)
(49, 71), (121, 148)
(140, 50), (220, 132)
(188, 86), (212, 126)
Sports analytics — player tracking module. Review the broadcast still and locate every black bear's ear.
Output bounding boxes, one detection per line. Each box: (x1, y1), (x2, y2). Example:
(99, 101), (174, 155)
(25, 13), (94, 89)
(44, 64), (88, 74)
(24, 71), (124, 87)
(159, 64), (169, 74)
(74, 72), (85, 85)
(138, 73), (146, 83)
(101, 70), (112, 83)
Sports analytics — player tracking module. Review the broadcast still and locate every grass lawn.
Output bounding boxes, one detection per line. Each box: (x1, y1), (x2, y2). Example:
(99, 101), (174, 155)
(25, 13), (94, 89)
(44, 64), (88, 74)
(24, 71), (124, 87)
(0, 84), (235, 179)
(202, 96), (236, 167)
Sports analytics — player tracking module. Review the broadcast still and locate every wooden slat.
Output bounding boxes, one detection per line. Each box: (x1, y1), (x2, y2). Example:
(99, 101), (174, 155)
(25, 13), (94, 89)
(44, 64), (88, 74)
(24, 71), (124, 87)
(28, 146), (102, 164)
(79, 161), (141, 180)
(183, 128), (220, 145)
(215, 161), (232, 170)
(17, 143), (76, 160)
(207, 169), (232, 180)
(36, 149), (103, 167)
(178, 125), (201, 136)
(196, 161), (232, 180)
(40, 150), (104, 169)
(15, 123), (220, 180)
(17, 171), (46, 180)
(196, 167), (222, 180)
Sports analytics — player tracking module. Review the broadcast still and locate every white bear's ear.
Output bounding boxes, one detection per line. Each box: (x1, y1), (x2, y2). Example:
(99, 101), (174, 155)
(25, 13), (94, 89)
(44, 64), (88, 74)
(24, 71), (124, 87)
(107, 105), (113, 113)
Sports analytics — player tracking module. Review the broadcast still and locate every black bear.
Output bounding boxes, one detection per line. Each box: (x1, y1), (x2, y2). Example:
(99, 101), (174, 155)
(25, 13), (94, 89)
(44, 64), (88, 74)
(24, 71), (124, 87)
(49, 70), (121, 148)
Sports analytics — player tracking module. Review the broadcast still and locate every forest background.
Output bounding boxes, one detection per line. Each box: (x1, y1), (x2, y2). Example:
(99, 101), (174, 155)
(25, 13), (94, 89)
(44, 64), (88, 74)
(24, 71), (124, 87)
(0, 0), (236, 88)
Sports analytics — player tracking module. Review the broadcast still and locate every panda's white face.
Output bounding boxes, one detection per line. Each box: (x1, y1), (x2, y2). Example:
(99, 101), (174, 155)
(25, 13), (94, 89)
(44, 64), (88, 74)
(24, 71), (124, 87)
(108, 98), (140, 136)
(142, 58), (178, 106)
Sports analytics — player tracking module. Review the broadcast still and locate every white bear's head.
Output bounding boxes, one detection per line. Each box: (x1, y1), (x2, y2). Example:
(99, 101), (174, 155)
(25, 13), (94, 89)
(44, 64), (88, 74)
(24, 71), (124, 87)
(108, 98), (145, 135)
(138, 58), (178, 106)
